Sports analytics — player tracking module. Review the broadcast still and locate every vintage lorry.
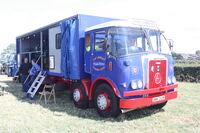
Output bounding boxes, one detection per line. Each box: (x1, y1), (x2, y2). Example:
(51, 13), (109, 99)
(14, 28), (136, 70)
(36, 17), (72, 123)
(16, 14), (178, 117)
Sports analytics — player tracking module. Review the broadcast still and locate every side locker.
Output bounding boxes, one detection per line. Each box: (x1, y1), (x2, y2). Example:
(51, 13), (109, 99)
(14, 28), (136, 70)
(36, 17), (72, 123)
(49, 26), (61, 73)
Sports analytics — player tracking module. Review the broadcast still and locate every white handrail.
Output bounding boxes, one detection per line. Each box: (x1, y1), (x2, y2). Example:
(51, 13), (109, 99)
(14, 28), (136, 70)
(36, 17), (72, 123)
(23, 55), (42, 84)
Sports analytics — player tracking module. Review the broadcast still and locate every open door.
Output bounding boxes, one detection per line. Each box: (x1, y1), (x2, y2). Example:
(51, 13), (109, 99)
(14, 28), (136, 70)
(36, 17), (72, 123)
(49, 26), (61, 73)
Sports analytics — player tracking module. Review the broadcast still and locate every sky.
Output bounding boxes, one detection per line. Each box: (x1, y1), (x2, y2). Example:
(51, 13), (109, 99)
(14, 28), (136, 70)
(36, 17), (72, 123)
(0, 0), (199, 54)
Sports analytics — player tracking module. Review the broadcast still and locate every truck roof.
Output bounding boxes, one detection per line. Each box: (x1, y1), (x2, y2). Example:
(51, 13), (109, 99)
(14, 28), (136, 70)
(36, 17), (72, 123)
(16, 14), (79, 39)
(16, 14), (117, 39)
(17, 15), (159, 39)
(85, 19), (159, 32)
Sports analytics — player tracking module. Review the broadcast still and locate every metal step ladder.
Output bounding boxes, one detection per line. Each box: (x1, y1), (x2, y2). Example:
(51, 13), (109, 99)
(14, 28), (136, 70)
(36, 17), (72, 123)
(27, 71), (47, 98)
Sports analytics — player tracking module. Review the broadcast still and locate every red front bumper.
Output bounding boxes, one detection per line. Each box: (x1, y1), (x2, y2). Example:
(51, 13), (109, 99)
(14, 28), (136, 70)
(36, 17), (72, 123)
(120, 84), (178, 109)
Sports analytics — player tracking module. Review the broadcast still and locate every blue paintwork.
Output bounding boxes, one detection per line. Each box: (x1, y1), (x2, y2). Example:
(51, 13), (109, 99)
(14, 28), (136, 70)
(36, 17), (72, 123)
(85, 27), (176, 99)
(46, 72), (63, 77)
(16, 14), (117, 80)
(166, 55), (176, 85)
(88, 53), (146, 98)
(89, 53), (175, 99)
(16, 14), (176, 100)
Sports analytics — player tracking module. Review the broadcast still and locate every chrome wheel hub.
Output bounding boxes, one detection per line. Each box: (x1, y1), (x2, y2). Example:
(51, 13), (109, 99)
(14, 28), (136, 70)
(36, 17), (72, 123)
(73, 88), (81, 102)
(97, 94), (108, 110)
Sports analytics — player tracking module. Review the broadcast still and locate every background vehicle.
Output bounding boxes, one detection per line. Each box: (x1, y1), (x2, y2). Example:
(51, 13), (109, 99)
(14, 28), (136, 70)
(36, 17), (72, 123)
(0, 52), (17, 76)
(6, 52), (17, 77)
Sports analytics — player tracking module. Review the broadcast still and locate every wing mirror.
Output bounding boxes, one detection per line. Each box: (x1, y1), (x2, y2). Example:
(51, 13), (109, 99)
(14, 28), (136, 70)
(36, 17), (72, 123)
(106, 51), (116, 59)
(168, 39), (174, 51)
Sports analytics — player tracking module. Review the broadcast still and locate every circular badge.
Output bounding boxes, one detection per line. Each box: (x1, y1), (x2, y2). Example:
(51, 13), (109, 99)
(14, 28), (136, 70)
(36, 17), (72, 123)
(154, 72), (162, 84)
(132, 66), (138, 75)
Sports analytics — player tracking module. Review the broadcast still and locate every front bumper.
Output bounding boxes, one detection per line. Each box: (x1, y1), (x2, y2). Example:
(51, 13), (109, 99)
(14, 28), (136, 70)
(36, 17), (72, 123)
(120, 84), (178, 109)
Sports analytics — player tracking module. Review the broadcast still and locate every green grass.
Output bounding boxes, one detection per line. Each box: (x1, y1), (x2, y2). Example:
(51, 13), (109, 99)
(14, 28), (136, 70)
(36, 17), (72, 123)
(0, 75), (200, 133)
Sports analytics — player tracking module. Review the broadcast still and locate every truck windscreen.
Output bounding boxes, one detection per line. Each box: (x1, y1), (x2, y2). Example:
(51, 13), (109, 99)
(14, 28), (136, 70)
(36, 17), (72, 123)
(148, 30), (171, 55)
(108, 27), (171, 57)
(108, 27), (151, 57)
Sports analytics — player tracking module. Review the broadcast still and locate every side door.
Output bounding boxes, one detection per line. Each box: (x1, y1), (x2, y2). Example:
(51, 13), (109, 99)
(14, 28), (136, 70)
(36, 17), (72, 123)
(49, 26), (61, 73)
(91, 30), (107, 76)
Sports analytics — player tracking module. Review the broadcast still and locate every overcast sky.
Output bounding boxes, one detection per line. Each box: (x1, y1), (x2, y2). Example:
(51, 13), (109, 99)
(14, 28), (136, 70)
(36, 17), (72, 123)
(0, 0), (199, 54)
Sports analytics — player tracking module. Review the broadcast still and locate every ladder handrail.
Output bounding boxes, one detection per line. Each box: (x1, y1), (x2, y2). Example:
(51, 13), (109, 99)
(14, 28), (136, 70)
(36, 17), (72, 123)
(23, 55), (42, 84)
(27, 71), (47, 98)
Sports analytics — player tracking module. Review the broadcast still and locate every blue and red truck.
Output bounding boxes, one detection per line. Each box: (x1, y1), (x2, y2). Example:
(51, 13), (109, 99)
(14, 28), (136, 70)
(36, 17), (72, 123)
(16, 14), (178, 117)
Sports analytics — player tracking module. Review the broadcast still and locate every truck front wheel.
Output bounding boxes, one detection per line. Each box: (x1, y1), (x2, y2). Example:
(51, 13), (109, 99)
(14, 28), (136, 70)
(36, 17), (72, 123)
(72, 83), (89, 109)
(94, 84), (120, 117)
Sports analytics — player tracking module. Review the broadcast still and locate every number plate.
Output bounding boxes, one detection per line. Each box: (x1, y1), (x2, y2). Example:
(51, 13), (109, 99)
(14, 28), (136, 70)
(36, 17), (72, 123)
(152, 95), (165, 102)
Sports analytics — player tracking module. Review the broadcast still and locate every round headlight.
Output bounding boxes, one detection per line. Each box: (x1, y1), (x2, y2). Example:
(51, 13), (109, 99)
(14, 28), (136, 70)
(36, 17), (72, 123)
(168, 77), (172, 84)
(172, 76), (176, 83)
(131, 81), (137, 89)
(138, 80), (143, 88)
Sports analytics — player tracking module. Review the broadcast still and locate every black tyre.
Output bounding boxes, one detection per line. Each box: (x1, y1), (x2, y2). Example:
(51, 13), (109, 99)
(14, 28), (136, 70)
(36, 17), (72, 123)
(94, 83), (120, 117)
(72, 82), (89, 109)
(151, 101), (168, 109)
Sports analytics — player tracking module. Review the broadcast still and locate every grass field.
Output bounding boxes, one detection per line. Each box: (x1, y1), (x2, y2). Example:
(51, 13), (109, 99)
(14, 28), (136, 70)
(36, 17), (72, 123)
(0, 75), (200, 133)
(175, 60), (200, 67)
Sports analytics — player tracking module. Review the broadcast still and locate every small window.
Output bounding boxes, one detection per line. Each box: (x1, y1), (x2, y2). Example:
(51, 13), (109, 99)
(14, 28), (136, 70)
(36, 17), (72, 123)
(85, 34), (91, 51)
(95, 31), (106, 51)
(160, 34), (170, 54)
(150, 35), (158, 51)
(55, 33), (61, 49)
(49, 55), (55, 69)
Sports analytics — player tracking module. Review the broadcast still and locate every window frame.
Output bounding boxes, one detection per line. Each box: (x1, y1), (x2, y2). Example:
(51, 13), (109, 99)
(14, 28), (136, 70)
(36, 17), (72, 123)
(94, 30), (107, 51)
(49, 55), (55, 70)
(55, 33), (61, 49)
(85, 33), (91, 52)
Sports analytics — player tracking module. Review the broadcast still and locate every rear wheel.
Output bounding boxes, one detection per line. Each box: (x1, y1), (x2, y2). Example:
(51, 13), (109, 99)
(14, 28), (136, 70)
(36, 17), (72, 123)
(151, 101), (168, 109)
(94, 84), (120, 117)
(72, 83), (89, 109)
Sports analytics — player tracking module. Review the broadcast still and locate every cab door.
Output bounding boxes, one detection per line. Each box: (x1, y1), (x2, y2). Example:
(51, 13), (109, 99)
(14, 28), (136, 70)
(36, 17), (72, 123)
(85, 30), (107, 76)
(91, 30), (107, 76)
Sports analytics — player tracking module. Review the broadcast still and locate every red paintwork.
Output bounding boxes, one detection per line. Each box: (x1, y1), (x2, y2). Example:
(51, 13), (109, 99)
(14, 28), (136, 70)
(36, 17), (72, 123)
(120, 91), (177, 108)
(81, 78), (91, 96)
(49, 76), (59, 81)
(89, 77), (120, 100)
(48, 76), (73, 88)
(149, 60), (167, 89)
(48, 76), (119, 101)
(124, 84), (178, 97)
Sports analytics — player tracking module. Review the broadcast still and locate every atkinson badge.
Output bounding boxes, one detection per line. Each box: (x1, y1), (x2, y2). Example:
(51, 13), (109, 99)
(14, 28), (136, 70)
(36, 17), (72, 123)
(92, 56), (106, 71)
(154, 72), (162, 84)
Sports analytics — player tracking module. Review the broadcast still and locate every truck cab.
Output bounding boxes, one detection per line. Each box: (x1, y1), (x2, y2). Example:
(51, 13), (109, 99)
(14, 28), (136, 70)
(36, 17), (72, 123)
(81, 20), (178, 117)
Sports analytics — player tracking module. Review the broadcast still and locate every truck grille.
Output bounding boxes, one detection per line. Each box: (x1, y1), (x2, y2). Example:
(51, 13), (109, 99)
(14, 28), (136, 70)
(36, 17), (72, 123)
(148, 60), (167, 89)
